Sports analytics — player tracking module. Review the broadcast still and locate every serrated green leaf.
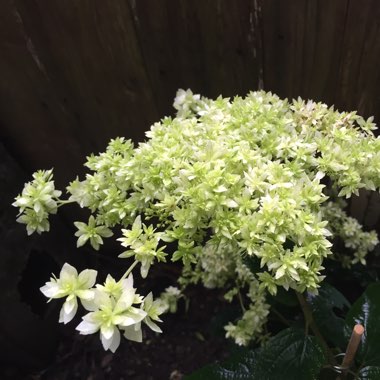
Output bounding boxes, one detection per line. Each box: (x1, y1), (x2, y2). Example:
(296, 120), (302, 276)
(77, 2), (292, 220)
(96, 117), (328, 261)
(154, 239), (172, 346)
(358, 366), (380, 380)
(185, 351), (258, 380)
(308, 283), (350, 349)
(253, 328), (326, 380)
(186, 328), (326, 380)
(345, 283), (380, 367)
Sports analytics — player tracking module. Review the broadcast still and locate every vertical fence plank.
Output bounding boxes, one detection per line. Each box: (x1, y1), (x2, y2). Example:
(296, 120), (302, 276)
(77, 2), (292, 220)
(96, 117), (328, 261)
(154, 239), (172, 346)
(0, 0), (88, 183)
(0, 0), (158, 183)
(334, 0), (380, 120)
(336, 1), (380, 224)
(129, 0), (205, 117)
(131, 0), (263, 117)
(364, 193), (380, 228)
(1, 0), (380, 226)
(260, 0), (349, 103)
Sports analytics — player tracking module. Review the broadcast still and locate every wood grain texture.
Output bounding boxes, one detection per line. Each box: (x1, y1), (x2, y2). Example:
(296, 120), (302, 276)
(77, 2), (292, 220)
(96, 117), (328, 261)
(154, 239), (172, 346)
(0, 0), (158, 184)
(335, 0), (380, 119)
(131, 0), (263, 117)
(260, 0), (349, 103)
(0, 0), (380, 225)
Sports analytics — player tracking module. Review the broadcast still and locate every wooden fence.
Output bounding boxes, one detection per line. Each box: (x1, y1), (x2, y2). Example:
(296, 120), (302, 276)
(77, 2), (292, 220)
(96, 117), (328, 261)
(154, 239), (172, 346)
(1, 0), (380, 370)
(1, 0), (380, 181)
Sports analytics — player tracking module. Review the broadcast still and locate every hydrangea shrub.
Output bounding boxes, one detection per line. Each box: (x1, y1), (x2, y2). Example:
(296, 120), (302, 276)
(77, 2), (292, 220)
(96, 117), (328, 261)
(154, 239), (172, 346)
(13, 89), (379, 350)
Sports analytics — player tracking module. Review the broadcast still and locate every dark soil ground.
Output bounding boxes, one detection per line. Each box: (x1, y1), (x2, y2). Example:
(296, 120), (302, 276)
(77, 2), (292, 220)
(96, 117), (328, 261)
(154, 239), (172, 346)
(1, 285), (233, 380)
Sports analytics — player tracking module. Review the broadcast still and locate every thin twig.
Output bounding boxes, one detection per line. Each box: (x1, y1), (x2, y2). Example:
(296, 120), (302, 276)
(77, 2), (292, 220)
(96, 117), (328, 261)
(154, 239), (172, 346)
(237, 290), (246, 312)
(296, 291), (336, 365)
(271, 306), (291, 327)
(120, 260), (138, 280)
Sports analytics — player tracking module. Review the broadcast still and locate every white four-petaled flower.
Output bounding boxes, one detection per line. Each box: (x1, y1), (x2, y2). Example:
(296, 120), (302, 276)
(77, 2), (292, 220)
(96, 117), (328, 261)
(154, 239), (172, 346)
(76, 274), (147, 352)
(40, 263), (97, 324)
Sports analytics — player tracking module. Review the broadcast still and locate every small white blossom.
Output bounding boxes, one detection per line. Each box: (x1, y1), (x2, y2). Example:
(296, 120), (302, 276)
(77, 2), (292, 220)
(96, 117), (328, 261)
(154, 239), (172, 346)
(74, 215), (113, 250)
(76, 274), (146, 352)
(13, 169), (62, 235)
(159, 286), (182, 313)
(142, 292), (165, 333)
(40, 263), (97, 324)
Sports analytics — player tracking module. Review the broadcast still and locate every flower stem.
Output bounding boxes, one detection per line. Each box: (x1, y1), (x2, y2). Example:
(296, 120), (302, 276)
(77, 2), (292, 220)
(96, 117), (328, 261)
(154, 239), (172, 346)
(296, 291), (336, 365)
(237, 290), (246, 312)
(57, 199), (76, 207)
(271, 306), (291, 327)
(121, 260), (138, 280)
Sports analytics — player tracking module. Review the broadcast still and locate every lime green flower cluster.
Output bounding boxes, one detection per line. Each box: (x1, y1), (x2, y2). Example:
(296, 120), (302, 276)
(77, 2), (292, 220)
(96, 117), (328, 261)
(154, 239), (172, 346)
(225, 279), (270, 346)
(322, 201), (378, 266)
(158, 286), (182, 313)
(118, 216), (167, 278)
(13, 169), (62, 235)
(14, 89), (380, 348)
(74, 215), (113, 250)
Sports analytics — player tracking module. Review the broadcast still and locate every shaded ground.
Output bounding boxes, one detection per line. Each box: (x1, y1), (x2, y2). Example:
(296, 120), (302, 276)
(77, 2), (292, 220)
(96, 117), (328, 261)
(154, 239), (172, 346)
(2, 285), (233, 380)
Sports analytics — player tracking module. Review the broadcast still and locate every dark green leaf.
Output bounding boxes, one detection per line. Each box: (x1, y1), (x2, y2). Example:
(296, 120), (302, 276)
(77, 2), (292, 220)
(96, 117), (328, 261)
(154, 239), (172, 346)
(253, 328), (326, 380)
(186, 328), (326, 380)
(358, 366), (380, 380)
(345, 283), (380, 367)
(185, 350), (258, 380)
(308, 283), (350, 349)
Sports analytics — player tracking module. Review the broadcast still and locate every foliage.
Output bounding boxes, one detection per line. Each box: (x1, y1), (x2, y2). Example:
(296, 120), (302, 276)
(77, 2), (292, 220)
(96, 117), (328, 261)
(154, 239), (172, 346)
(188, 284), (380, 379)
(186, 328), (326, 380)
(13, 89), (380, 370)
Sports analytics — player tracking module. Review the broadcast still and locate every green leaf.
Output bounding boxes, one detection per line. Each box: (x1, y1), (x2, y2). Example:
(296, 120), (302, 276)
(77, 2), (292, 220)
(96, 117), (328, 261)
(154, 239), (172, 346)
(186, 328), (326, 380)
(253, 328), (326, 380)
(185, 350), (258, 380)
(308, 283), (350, 349)
(345, 283), (380, 367)
(358, 366), (380, 380)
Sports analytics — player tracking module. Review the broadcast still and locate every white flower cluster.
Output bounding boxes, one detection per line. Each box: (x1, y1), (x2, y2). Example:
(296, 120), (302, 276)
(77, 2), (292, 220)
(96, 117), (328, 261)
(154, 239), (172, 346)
(40, 263), (164, 352)
(225, 279), (270, 346)
(118, 216), (167, 278)
(158, 286), (182, 313)
(199, 241), (236, 289)
(13, 169), (62, 235)
(15, 89), (380, 348)
(322, 201), (379, 266)
(173, 88), (203, 118)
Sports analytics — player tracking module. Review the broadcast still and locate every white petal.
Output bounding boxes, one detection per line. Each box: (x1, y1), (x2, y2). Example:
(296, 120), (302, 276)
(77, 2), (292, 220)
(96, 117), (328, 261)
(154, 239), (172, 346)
(63, 296), (77, 315)
(104, 274), (115, 284)
(80, 296), (98, 311)
(123, 324), (142, 343)
(40, 282), (61, 298)
(101, 324), (115, 340)
(60, 263), (78, 282)
(59, 298), (78, 324)
(143, 292), (153, 310)
(78, 269), (97, 288)
(77, 234), (89, 248)
(144, 316), (162, 333)
(101, 326), (120, 352)
(76, 320), (100, 335)
(115, 289), (136, 312)
(76, 289), (95, 301)
(83, 312), (99, 323)
(108, 328), (121, 353)
(123, 274), (134, 290)
(140, 262), (150, 278)
(117, 308), (147, 327)
(93, 289), (112, 309)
